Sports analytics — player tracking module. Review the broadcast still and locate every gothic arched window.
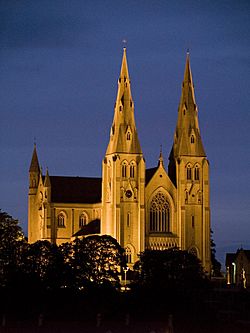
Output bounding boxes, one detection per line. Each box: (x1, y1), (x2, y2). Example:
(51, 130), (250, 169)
(79, 212), (88, 228)
(125, 247), (132, 263)
(149, 192), (170, 232)
(194, 165), (200, 180)
(191, 135), (195, 144)
(122, 161), (128, 178)
(130, 163), (135, 178)
(187, 164), (192, 180)
(58, 213), (65, 228)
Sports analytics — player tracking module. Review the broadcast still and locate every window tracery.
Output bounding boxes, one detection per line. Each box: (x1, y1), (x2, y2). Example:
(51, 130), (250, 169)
(149, 192), (170, 232)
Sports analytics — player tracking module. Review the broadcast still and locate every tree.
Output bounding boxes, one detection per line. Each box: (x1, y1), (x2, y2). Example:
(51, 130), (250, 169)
(60, 235), (125, 289)
(133, 248), (208, 292)
(0, 209), (26, 287)
(20, 240), (65, 290)
(210, 229), (222, 277)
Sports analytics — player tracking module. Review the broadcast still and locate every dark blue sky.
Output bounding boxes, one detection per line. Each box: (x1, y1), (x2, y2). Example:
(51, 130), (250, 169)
(1, 0), (249, 265)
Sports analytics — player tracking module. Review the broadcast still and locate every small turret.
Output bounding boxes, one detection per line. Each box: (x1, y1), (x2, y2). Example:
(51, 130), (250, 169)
(44, 167), (51, 202)
(44, 168), (51, 187)
(29, 144), (40, 189)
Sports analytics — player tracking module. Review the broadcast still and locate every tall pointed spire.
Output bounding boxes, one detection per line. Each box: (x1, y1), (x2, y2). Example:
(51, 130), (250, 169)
(29, 144), (40, 172)
(171, 52), (205, 158)
(106, 48), (142, 155)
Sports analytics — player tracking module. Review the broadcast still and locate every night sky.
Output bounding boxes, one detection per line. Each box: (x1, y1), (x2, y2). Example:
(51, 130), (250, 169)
(1, 0), (249, 265)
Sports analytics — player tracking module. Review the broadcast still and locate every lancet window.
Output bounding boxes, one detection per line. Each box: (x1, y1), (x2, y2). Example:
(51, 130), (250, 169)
(194, 165), (200, 180)
(122, 162), (127, 178)
(125, 247), (132, 263)
(130, 163), (135, 178)
(79, 212), (88, 227)
(149, 192), (170, 232)
(57, 213), (65, 227)
(187, 165), (192, 180)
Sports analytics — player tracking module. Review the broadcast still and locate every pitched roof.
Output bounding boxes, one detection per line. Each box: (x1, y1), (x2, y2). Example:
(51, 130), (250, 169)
(73, 219), (100, 237)
(49, 176), (102, 204)
(145, 167), (158, 185)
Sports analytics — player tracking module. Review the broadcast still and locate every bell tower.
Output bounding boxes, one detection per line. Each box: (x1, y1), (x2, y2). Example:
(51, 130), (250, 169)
(102, 48), (145, 264)
(169, 53), (211, 273)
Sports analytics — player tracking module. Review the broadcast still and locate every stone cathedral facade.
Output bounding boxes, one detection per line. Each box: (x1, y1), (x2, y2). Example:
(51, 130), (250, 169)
(28, 49), (211, 273)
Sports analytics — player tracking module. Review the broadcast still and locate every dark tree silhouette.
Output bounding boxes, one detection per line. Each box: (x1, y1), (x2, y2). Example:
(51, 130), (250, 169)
(210, 229), (222, 277)
(20, 240), (65, 289)
(133, 248), (208, 292)
(0, 209), (26, 287)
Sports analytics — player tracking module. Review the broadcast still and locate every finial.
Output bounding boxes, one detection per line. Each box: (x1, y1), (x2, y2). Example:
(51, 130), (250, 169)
(158, 145), (164, 166)
(187, 48), (190, 55)
(34, 136), (36, 146)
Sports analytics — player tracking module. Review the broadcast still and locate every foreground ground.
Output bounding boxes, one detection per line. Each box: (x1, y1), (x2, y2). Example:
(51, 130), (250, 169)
(1, 286), (250, 333)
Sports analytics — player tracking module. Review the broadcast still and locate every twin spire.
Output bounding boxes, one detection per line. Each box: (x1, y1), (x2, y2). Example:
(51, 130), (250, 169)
(106, 48), (205, 162)
(31, 49), (206, 172)
(106, 48), (142, 155)
(171, 52), (206, 158)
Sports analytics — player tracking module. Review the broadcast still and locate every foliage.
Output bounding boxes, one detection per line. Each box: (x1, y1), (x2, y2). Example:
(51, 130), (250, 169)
(211, 229), (222, 277)
(60, 235), (125, 289)
(20, 240), (66, 289)
(133, 248), (208, 293)
(0, 209), (26, 286)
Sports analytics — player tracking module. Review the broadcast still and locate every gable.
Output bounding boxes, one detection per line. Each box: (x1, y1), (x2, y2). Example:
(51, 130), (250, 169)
(145, 164), (176, 208)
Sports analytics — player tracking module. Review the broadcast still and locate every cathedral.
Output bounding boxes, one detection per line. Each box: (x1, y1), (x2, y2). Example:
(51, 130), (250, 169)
(28, 48), (211, 273)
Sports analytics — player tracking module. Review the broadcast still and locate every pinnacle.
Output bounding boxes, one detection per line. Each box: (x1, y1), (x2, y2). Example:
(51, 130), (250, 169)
(29, 144), (40, 172)
(120, 47), (130, 80)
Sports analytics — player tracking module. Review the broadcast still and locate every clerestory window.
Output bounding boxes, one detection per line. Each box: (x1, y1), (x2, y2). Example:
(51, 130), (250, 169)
(79, 213), (88, 227)
(58, 213), (65, 227)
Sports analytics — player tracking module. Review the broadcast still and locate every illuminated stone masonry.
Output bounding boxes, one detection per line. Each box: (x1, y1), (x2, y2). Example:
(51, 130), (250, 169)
(28, 48), (211, 273)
